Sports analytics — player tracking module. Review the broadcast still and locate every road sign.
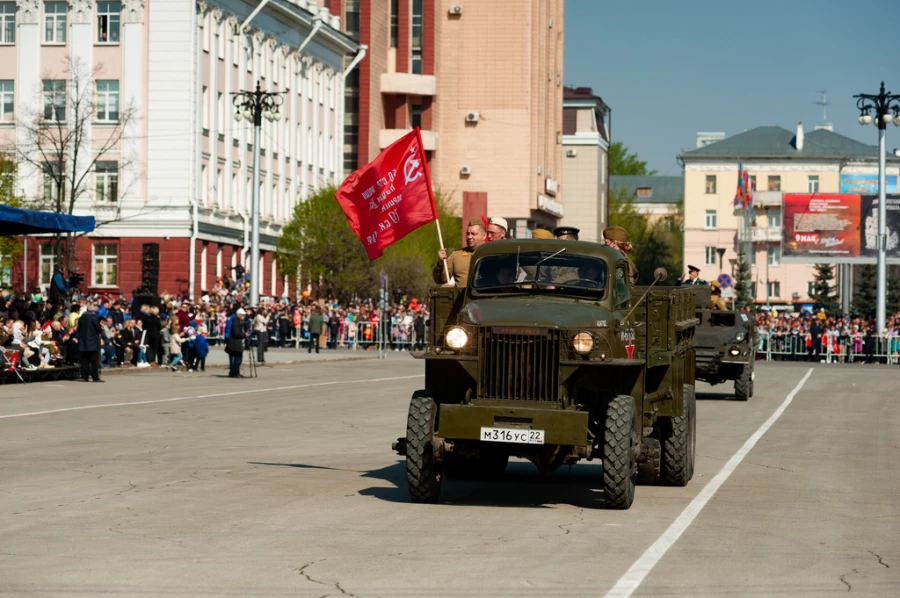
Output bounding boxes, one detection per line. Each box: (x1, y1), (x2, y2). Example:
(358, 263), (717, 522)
(718, 274), (733, 288)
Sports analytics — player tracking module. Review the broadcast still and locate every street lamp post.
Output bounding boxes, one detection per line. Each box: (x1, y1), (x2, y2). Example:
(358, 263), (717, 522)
(855, 82), (900, 333)
(232, 81), (283, 307)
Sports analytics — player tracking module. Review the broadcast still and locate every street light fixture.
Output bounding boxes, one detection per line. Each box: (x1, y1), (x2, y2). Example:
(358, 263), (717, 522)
(232, 80), (284, 307)
(854, 81), (900, 333)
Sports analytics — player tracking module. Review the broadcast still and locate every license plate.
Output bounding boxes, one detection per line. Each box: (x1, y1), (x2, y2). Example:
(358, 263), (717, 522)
(480, 427), (545, 444)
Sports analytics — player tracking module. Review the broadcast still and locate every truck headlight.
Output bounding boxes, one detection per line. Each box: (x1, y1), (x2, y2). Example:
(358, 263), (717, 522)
(730, 347), (740, 356)
(573, 332), (594, 355)
(445, 327), (469, 349)
(734, 332), (746, 342)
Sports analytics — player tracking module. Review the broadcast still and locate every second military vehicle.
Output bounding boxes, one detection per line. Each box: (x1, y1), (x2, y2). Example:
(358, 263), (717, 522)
(393, 239), (698, 509)
(693, 286), (756, 401)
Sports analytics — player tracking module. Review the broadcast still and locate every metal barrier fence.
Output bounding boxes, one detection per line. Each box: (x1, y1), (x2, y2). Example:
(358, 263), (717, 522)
(757, 332), (900, 364)
(205, 320), (425, 351)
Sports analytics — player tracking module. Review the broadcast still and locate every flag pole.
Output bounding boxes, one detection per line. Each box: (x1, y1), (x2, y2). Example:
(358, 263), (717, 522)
(415, 127), (451, 285)
(435, 219), (451, 284)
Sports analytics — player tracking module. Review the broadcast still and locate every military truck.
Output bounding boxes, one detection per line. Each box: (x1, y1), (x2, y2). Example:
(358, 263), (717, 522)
(693, 286), (756, 401)
(392, 239), (698, 509)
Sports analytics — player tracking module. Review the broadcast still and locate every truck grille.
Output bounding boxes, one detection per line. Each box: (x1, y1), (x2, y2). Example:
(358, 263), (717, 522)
(478, 329), (560, 401)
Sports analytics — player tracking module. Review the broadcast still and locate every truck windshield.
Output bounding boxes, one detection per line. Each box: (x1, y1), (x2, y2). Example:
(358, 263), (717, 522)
(471, 252), (607, 298)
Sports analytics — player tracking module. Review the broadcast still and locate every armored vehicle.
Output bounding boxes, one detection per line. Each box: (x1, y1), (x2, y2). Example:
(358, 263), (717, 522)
(693, 286), (756, 401)
(393, 239), (698, 509)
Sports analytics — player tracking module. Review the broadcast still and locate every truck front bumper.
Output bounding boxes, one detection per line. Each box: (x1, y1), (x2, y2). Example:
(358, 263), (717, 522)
(437, 403), (590, 446)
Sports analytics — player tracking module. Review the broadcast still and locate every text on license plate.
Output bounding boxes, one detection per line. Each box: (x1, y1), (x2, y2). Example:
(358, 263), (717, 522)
(480, 427), (545, 444)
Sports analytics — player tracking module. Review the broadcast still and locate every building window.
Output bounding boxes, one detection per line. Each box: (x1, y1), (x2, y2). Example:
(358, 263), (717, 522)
(767, 281), (781, 299)
(43, 80), (66, 121)
(704, 246), (717, 266)
(410, 102), (422, 130)
(411, 0), (423, 74)
(635, 187), (652, 197)
(766, 209), (781, 228)
(808, 175), (820, 193)
(767, 246), (781, 266)
(95, 161), (118, 202)
(216, 91), (224, 132)
(344, 0), (360, 41)
(201, 86), (209, 131)
(42, 162), (64, 203)
(95, 80), (119, 121)
(97, 1), (121, 44)
(705, 175), (717, 194)
(40, 244), (57, 286)
(767, 175), (781, 191)
(0, 2), (15, 44)
(44, 1), (67, 44)
(92, 243), (118, 287)
(0, 80), (12, 121)
(749, 175), (756, 191)
(807, 281), (816, 297)
(704, 209), (717, 230)
(389, 0), (398, 47)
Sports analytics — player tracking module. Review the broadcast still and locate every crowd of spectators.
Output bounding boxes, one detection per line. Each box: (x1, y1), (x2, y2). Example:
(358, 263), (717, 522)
(1, 275), (429, 376)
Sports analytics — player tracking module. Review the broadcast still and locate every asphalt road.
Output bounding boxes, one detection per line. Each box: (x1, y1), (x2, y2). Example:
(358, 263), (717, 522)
(1, 359), (898, 596)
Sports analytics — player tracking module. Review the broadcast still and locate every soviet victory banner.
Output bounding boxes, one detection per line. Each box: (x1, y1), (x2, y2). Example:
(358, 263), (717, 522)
(335, 128), (438, 260)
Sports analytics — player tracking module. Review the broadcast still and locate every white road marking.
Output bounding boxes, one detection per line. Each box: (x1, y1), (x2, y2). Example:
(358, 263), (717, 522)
(0, 375), (424, 420)
(605, 368), (814, 598)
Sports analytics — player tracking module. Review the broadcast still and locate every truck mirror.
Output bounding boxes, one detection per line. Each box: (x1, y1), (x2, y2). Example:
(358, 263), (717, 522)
(654, 267), (668, 282)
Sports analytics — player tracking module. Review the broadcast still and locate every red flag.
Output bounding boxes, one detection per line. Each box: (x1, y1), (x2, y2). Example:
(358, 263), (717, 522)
(335, 128), (438, 260)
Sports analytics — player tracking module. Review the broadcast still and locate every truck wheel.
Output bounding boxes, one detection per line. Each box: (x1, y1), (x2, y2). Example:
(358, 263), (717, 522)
(602, 395), (638, 509)
(734, 365), (751, 402)
(444, 452), (509, 480)
(405, 391), (442, 503)
(661, 384), (696, 486)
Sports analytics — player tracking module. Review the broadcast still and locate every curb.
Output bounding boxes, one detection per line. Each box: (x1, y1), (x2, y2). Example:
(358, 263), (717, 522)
(101, 354), (383, 376)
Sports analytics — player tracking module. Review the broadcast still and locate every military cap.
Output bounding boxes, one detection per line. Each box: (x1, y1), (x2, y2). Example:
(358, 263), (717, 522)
(553, 226), (580, 239)
(603, 226), (629, 243)
(467, 217), (486, 228)
(688, 265), (701, 273)
(710, 280), (722, 291)
(489, 216), (509, 232)
(531, 228), (555, 239)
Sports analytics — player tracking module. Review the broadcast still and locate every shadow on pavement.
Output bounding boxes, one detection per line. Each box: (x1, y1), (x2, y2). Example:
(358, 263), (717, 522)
(696, 390), (738, 401)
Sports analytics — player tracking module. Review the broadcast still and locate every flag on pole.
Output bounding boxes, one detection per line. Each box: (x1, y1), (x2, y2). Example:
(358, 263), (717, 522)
(734, 161), (746, 208)
(335, 128), (438, 261)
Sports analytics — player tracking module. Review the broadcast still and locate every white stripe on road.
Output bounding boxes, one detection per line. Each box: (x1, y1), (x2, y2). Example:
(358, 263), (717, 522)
(0, 375), (424, 420)
(605, 367), (814, 598)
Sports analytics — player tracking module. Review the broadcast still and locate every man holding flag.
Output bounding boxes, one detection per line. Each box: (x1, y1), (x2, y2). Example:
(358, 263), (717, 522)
(433, 218), (488, 286)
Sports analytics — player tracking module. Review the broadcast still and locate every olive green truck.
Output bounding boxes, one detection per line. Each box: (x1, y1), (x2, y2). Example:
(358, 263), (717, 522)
(392, 239), (698, 509)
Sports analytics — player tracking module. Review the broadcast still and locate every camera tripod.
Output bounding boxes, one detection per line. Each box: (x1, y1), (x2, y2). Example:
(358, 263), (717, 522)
(244, 340), (258, 378)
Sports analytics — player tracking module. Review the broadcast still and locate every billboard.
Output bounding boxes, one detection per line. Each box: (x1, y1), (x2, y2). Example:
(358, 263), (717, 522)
(839, 174), (898, 194)
(782, 193), (900, 263)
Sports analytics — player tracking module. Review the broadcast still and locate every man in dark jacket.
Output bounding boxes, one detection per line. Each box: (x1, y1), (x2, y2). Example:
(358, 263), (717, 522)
(308, 307), (325, 354)
(77, 302), (104, 382)
(225, 308), (247, 378)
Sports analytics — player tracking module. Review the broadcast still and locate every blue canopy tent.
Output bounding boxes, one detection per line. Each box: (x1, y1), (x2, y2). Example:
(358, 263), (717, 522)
(0, 204), (95, 236)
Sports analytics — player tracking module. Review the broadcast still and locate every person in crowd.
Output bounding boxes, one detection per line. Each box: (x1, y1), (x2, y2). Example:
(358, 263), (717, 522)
(77, 301), (104, 383)
(189, 327), (209, 372)
(253, 307), (270, 364)
(167, 321), (185, 371)
(308, 306), (325, 354)
(225, 307), (247, 378)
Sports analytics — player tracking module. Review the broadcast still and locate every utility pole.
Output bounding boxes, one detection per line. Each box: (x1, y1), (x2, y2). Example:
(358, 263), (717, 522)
(232, 81), (283, 307)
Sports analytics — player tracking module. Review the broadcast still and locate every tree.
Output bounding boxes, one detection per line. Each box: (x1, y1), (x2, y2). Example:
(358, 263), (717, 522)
(809, 263), (838, 315)
(16, 55), (137, 273)
(607, 186), (681, 284)
(0, 155), (23, 287)
(609, 141), (658, 177)
(734, 255), (754, 310)
(854, 265), (876, 317)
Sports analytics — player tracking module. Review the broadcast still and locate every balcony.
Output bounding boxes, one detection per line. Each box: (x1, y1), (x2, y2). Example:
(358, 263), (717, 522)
(379, 129), (439, 151)
(380, 73), (438, 96)
(751, 227), (782, 243)
(753, 191), (782, 208)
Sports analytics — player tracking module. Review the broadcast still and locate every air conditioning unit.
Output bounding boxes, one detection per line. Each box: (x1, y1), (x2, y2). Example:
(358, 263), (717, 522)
(460, 165), (472, 176)
(465, 111), (480, 123)
(565, 148), (577, 157)
(448, 4), (463, 15)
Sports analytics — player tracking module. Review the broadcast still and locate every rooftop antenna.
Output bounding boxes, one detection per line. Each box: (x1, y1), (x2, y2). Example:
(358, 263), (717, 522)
(815, 90), (829, 122)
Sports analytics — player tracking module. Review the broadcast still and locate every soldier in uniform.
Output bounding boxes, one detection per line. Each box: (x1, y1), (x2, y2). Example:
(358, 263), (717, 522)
(710, 280), (728, 310)
(433, 218), (487, 287)
(679, 265), (707, 286)
(603, 226), (639, 287)
(553, 226), (580, 240)
(532, 228), (555, 239)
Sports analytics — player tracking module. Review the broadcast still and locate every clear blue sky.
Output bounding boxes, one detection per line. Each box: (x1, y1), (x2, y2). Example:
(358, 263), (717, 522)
(564, 0), (900, 175)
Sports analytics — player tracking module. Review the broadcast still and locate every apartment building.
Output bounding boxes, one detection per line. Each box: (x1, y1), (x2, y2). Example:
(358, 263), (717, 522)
(560, 85), (609, 242)
(2, 0), (357, 299)
(609, 175), (681, 226)
(680, 124), (900, 307)
(329, 0), (565, 238)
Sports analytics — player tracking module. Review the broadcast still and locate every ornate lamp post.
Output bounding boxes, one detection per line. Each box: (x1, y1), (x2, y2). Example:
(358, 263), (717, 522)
(854, 82), (900, 333)
(233, 81), (283, 307)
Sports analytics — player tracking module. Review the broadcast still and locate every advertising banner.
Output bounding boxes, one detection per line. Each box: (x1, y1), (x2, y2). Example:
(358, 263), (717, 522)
(839, 174), (898, 194)
(782, 193), (900, 263)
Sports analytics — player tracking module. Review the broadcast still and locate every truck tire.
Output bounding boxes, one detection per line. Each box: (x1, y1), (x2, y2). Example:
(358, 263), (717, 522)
(444, 452), (508, 481)
(661, 384), (696, 486)
(603, 395), (637, 509)
(405, 391), (442, 503)
(734, 365), (751, 402)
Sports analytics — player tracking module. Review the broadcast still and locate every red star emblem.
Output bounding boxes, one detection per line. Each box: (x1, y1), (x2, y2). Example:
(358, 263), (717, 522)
(626, 340), (635, 360)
